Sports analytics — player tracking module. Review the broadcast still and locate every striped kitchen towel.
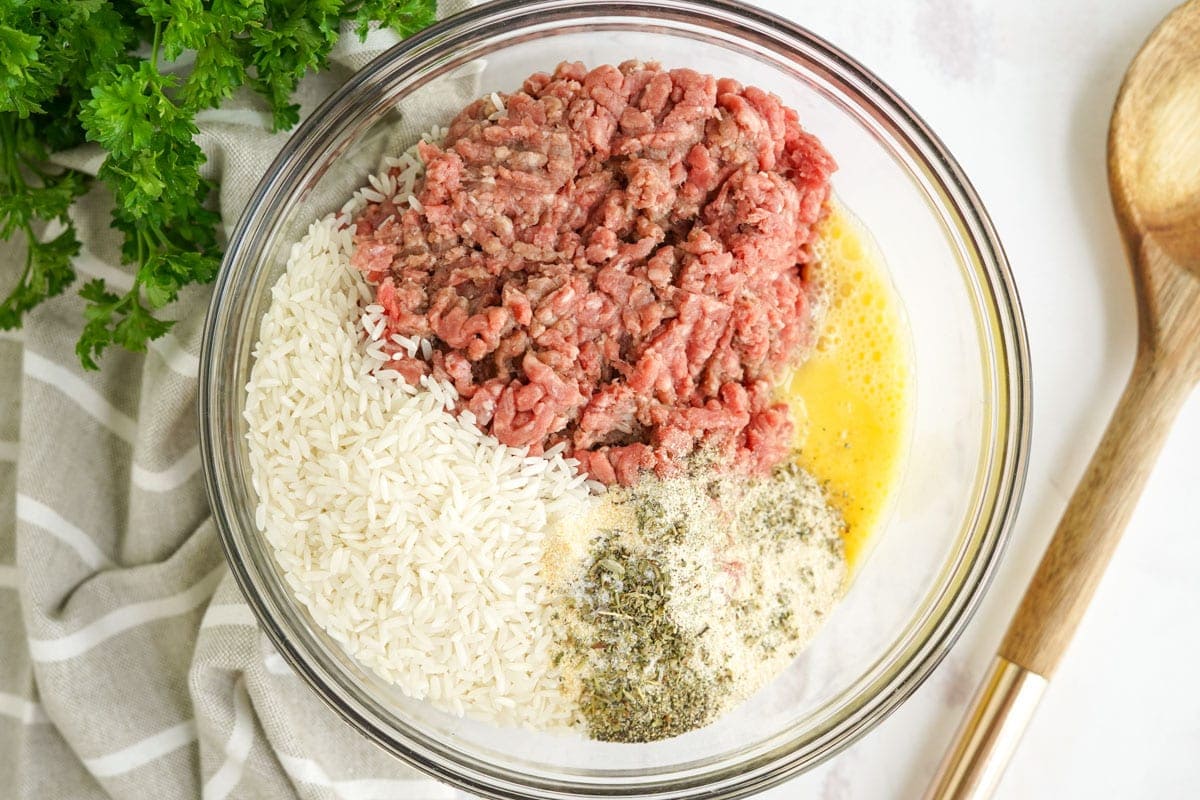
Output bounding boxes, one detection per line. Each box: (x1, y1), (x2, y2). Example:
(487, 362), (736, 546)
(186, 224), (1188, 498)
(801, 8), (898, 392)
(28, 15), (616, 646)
(0, 3), (477, 798)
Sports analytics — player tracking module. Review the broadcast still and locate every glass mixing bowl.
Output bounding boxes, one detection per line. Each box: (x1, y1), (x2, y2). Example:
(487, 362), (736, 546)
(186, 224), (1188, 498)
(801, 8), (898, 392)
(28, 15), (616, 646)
(199, 0), (1031, 796)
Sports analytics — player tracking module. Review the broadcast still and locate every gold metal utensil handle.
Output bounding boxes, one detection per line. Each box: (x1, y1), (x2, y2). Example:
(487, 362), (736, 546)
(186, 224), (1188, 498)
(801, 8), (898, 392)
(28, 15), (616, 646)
(923, 658), (1047, 800)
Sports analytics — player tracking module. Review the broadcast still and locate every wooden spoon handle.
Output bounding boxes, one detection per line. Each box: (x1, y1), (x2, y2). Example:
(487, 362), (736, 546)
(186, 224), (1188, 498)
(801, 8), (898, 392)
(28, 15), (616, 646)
(999, 348), (1193, 676)
(926, 347), (1194, 800)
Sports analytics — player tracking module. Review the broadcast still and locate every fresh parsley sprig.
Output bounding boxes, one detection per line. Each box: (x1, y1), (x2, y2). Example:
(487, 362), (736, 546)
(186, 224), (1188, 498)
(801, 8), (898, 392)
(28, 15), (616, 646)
(0, 0), (436, 369)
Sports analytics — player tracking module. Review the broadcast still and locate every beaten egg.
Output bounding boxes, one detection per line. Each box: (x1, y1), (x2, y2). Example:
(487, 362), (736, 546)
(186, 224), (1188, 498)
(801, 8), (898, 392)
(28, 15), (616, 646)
(782, 204), (914, 570)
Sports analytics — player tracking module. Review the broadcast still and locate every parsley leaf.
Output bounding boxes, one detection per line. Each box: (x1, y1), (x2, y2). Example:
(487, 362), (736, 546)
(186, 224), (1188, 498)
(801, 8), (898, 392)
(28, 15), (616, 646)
(0, 113), (90, 330)
(77, 278), (174, 369)
(0, 25), (46, 117)
(347, 0), (436, 39)
(0, 0), (438, 369)
(0, 224), (82, 331)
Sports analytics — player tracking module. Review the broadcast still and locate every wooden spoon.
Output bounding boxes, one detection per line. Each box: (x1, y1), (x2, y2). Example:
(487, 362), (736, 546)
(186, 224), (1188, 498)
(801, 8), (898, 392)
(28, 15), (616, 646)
(926, 2), (1200, 797)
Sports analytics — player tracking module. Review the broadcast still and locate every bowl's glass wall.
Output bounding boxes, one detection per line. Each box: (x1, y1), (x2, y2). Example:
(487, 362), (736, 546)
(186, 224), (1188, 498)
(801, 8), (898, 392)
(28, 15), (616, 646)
(201, 2), (1027, 797)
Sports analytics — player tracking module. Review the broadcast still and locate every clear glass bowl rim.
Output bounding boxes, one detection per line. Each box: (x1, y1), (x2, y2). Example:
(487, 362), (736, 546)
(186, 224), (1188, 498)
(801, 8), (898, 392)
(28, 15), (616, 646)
(198, 1), (1032, 797)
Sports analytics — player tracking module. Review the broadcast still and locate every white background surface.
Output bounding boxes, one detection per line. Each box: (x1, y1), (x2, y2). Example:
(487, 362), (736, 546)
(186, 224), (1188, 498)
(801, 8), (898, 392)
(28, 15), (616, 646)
(459, 1), (1200, 797)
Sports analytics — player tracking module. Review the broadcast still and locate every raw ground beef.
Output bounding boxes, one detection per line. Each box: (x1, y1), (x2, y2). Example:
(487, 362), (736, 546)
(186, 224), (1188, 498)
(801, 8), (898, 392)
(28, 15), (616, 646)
(351, 60), (836, 485)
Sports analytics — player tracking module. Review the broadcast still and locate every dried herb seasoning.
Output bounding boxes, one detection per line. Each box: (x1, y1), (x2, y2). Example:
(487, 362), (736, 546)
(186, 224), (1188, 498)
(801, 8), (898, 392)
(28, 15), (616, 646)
(547, 454), (848, 743)
(570, 536), (714, 742)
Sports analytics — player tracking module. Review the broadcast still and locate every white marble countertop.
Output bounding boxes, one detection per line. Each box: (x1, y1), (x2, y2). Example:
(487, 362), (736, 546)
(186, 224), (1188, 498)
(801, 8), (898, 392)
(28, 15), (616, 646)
(461, 1), (1200, 797)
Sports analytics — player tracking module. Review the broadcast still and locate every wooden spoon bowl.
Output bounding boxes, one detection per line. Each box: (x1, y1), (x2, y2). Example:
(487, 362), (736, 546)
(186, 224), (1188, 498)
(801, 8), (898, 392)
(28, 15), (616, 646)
(1110, 2), (1200, 278)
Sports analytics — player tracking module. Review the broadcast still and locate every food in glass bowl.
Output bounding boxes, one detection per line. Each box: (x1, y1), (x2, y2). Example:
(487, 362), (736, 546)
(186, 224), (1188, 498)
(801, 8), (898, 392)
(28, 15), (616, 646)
(244, 60), (912, 743)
